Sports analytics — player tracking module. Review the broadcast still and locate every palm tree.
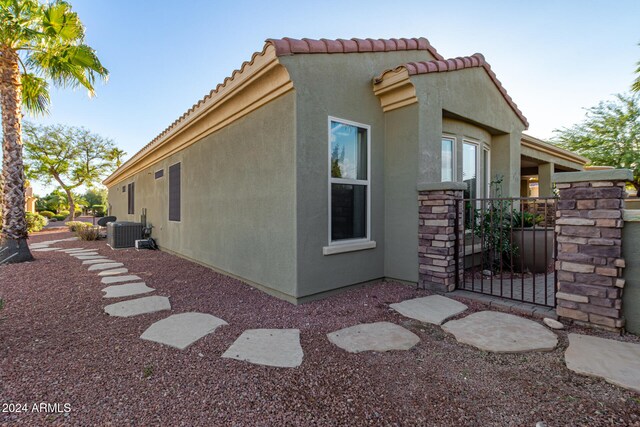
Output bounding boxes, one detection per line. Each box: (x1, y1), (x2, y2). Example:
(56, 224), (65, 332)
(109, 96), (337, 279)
(0, 0), (108, 263)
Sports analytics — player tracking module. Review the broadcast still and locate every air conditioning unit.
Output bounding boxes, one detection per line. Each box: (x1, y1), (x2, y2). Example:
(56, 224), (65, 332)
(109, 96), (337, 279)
(107, 222), (143, 249)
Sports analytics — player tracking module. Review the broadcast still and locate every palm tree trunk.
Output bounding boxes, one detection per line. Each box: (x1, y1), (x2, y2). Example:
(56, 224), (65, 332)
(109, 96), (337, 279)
(0, 48), (33, 263)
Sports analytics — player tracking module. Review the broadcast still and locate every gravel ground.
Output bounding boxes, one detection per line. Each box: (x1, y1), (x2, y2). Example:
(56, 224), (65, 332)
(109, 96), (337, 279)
(1, 230), (639, 426)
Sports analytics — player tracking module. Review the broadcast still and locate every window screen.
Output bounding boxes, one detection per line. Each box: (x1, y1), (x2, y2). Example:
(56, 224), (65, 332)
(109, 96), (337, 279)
(127, 182), (135, 214)
(155, 169), (164, 179)
(169, 163), (181, 221)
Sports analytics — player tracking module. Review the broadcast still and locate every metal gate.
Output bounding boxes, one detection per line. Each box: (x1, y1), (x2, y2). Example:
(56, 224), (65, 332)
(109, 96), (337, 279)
(455, 196), (557, 307)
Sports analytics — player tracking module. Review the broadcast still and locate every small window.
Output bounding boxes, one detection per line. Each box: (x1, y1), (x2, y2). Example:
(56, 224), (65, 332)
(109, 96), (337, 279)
(441, 137), (455, 182)
(127, 182), (135, 214)
(122, 185), (126, 192)
(155, 169), (164, 179)
(462, 142), (478, 199)
(329, 118), (370, 243)
(169, 162), (181, 221)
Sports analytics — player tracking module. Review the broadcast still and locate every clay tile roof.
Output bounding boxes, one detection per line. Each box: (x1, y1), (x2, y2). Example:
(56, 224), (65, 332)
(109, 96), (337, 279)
(265, 37), (444, 60)
(376, 53), (528, 128)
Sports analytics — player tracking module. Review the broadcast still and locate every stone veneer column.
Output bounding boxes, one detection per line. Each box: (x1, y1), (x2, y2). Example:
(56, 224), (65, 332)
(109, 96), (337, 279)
(417, 182), (466, 293)
(554, 169), (632, 330)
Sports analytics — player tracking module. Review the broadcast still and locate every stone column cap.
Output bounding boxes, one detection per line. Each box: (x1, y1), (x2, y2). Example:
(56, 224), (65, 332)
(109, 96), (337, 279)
(417, 181), (468, 192)
(553, 169), (633, 184)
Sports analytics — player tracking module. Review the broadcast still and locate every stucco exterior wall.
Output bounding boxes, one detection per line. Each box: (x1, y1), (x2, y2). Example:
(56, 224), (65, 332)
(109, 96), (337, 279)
(383, 104), (420, 283)
(279, 50), (437, 299)
(107, 92), (297, 299)
(412, 68), (525, 196)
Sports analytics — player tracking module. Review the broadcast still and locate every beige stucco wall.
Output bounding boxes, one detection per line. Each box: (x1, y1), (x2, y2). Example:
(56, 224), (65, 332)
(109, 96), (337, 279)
(279, 50), (438, 299)
(107, 92), (298, 299)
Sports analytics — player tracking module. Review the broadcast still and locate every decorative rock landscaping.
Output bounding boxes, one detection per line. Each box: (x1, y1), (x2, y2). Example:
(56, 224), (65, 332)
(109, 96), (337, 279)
(104, 295), (171, 317)
(222, 329), (304, 368)
(327, 321), (420, 353)
(97, 267), (129, 276)
(102, 282), (155, 298)
(141, 313), (228, 350)
(390, 295), (467, 325)
(565, 333), (640, 393)
(442, 311), (558, 353)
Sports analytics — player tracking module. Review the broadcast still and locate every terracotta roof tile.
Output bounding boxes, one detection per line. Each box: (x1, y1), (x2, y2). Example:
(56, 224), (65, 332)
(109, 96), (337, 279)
(265, 37), (444, 60)
(376, 53), (528, 128)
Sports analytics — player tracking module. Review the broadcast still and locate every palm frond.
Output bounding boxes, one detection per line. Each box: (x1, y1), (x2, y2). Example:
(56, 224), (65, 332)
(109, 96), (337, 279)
(21, 72), (50, 116)
(27, 43), (108, 96)
(41, 1), (84, 41)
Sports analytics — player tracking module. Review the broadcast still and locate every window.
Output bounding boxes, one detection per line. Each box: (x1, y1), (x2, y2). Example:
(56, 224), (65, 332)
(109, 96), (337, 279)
(155, 169), (164, 179)
(169, 162), (181, 221)
(462, 141), (478, 199)
(127, 182), (135, 214)
(441, 137), (455, 182)
(482, 147), (491, 197)
(329, 118), (370, 244)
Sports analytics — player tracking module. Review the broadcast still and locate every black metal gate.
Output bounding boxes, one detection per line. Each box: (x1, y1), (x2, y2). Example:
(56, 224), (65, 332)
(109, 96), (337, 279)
(455, 196), (557, 307)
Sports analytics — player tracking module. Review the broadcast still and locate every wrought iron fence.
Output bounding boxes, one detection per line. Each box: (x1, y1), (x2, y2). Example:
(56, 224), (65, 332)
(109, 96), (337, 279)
(455, 196), (557, 307)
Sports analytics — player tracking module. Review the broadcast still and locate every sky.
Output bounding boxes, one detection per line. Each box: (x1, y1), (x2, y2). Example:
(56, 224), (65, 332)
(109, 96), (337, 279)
(27, 0), (640, 195)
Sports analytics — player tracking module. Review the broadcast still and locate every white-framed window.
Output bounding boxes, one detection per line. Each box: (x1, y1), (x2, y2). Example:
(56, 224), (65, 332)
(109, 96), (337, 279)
(441, 136), (456, 182)
(462, 139), (490, 199)
(482, 147), (491, 197)
(327, 117), (371, 246)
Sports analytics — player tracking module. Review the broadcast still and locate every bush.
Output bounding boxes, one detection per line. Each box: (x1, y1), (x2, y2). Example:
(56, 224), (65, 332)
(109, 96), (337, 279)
(53, 214), (67, 221)
(76, 224), (100, 241)
(38, 210), (54, 218)
(67, 221), (92, 232)
(58, 210), (70, 217)
(26, 212), (47, 233)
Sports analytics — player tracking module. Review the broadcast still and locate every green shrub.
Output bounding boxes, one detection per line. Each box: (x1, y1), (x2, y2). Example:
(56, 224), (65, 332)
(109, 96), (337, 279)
(26, 212), (47, 233)
(38, 210), (54, 218)
(67, 221), (92, 232)
(58, 210), (70, 217)
(53, 214), (67, 221)
(76, 224), (100, 241)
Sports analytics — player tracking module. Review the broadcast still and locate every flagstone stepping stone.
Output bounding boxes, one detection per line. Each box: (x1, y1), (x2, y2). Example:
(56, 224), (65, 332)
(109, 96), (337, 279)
(104, 296), (171, 317)
(98, 267), (129, 276)
(30, 244), (50, 249)
(76, 256), (107, 260)
(82, 259), (115, 265)
(71, 252), (99, 257)
(565, 333), (640, 393)
(327, 322), (420, 353)
(60, 248), (86, 253)
(101, 275), (142, 284)
(32, 247), (62, 252)
(102, 282), (155, 298)
(442, 311), (557, 353)
(88, 262), (124, 271)
(390, 295), (468, 325)
(141, 313), (228, 350)
(222, 329), (303, 368)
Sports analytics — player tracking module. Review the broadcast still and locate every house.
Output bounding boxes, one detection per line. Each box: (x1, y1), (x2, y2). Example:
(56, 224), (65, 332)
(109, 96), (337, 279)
(104, 37), (584, 303)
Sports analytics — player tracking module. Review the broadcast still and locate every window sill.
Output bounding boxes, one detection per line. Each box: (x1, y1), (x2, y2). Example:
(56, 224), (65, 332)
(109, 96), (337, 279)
(323, 240), (376, 256)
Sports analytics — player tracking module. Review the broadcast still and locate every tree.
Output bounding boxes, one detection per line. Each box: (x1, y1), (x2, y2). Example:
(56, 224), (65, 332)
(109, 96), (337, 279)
(107, 147), (126, 168)
(84, 187), (106, 208)
(633, 43), (640, 93)
(0, 0), (108, 263)
(23, 123), (119, 220)
(553, 93), (640, 191)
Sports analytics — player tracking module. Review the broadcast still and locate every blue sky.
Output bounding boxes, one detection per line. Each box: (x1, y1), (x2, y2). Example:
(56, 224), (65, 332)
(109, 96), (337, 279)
(29, 0), (640, 194)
